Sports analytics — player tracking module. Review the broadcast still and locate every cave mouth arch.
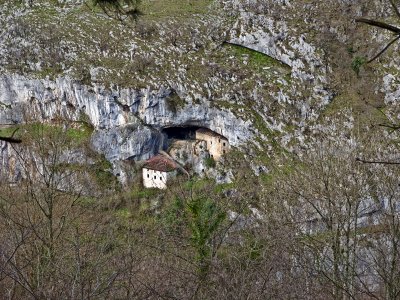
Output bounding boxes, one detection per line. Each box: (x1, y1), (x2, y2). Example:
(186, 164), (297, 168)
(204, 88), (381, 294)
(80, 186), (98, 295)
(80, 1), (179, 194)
(161, 125), (203, 140)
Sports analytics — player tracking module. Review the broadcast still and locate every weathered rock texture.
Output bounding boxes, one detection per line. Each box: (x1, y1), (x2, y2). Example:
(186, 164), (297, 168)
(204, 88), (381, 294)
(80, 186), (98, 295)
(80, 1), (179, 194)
(1, 0), (400, 181)
(0, 74), (252, 180)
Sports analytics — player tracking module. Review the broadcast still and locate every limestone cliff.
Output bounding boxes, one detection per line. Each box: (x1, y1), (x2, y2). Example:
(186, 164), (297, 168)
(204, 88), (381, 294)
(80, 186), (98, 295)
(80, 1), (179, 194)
(1, 0), (399, 182)
(0, 73), (251, 181)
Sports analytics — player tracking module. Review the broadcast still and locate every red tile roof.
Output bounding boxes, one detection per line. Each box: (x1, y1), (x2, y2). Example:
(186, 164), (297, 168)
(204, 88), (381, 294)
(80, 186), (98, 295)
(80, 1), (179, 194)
(143, 155), (178, 172)
(196, 128), (227, 139)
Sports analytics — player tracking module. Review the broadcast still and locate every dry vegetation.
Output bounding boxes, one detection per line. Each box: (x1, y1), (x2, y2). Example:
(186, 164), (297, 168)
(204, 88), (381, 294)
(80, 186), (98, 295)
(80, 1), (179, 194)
(0, 119), (400, 299)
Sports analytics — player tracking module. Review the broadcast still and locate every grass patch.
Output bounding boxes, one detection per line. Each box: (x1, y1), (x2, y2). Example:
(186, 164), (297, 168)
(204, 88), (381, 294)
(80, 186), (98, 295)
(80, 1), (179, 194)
(36, 66), (64, 80)
(115, 208), (132, 220)
(0, 126), (20, 139)
(223, 42), (291, 73)
(135, 188), (159, 199)
(66, 125), (93, 144)
(140, 0), (212, 19)
(320, 93), (388, 129)
(14, 122), (94, 145)
(77, 196), (97, 208)
(185, 177), (214, 191)
(214, 182), (235, 194)
(204, 156), (216, 168)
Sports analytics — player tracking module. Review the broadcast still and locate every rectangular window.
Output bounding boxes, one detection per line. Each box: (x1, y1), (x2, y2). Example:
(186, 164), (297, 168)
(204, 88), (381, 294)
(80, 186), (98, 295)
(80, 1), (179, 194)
(160, 177), (162, 180)
(147, 174), (149, 178)
(154, 176), (156, 179)
(223, 142), (226, 146)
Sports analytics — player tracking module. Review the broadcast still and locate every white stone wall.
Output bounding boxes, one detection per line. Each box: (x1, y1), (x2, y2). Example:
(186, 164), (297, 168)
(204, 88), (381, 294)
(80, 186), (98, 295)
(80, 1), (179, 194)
(143, 167), (176, 189)
(195, 132), (230, 160)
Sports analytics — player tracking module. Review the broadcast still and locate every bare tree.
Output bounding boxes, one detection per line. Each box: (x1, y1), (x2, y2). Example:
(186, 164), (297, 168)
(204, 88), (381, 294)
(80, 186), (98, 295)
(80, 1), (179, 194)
(268, 136), (387, 299)
(357, 163), (400, 299)
(0, 121), (118, 299)
(356, 0), (400, 63)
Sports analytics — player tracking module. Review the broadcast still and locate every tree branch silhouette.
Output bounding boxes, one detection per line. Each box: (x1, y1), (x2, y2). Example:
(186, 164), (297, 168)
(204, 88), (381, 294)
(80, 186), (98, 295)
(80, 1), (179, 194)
(0, 128), (22, 144)
(356, 157), (400, 165)
(356, 0), (400, 62)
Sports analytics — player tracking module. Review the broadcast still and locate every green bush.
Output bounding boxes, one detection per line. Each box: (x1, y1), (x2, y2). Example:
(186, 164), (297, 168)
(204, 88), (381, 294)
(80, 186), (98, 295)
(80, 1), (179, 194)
(204, 156), (216, 168)
(165, 90), (186, 113)
(351, 56), (366, 75)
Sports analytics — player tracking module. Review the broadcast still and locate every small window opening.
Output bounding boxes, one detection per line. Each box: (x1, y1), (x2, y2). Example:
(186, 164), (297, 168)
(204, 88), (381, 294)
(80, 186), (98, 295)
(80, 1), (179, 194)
(219, 139), (221, 143)
(160, 177), (162, 180)
(223, 142), (226, 146)
(223, 150), (226, 154)
(147, 174), (150, 178)
(202, 169), (205, 172)
(154, 176), (156, 179)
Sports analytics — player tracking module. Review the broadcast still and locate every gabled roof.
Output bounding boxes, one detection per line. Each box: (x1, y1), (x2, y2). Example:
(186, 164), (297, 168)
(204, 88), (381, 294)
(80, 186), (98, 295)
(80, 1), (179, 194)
(143, 154), (178, 172)
(196, 128), (227, 139)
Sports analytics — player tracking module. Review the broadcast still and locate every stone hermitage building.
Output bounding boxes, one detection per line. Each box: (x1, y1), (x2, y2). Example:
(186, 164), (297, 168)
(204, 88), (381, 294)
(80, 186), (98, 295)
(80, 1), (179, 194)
(142, 128), (230, 189)
(142, 154), (178, 189)
(195, 128), (229, 160)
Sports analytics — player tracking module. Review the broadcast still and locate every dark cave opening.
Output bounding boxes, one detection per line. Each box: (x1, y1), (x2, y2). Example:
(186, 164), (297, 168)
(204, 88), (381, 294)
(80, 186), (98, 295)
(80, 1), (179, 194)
(162, 125), (203, 140)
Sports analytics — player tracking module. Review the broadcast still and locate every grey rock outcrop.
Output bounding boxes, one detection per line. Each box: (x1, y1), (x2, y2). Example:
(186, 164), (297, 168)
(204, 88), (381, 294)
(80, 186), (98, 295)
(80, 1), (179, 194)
(0, 74), (252, 181)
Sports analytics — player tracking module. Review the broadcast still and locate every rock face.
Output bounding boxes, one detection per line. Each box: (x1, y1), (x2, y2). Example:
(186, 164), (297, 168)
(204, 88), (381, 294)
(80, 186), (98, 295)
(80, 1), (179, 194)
(0, 74), (252, 180)
(1, 0), (400, 184)
(229, 13), (331, 108)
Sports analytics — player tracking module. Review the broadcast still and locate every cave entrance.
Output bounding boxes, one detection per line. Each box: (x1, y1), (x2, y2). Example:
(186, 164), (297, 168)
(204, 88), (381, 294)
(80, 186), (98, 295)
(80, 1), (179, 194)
(162, 126), (202, 141)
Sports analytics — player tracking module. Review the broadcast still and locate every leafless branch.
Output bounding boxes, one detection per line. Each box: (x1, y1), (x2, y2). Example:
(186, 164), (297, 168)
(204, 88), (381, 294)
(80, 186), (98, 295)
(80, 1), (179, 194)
(355, 18), (400, 34)
(389, 0), (400, 19)
(0, 136), (22, 144)
(367, 35), (400, 63)
(356, 157), (400, 165)
(378, 123), (400, 130)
